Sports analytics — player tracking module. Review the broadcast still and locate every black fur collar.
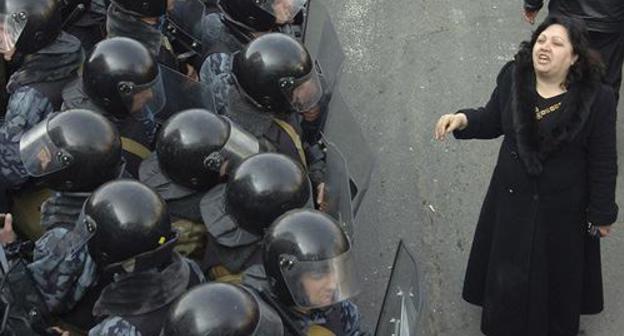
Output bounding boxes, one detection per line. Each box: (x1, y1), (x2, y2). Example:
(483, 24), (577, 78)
(511, 61), (599, 176)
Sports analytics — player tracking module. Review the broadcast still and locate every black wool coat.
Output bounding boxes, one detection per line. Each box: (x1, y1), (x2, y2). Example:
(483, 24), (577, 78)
(454, 61), (618, 336)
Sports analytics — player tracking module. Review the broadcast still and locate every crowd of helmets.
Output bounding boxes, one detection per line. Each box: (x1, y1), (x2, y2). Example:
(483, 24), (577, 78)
(0, 0), (371, 335)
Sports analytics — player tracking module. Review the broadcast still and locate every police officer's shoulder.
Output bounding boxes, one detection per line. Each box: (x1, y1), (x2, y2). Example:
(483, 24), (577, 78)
(89, 316), (141, 336)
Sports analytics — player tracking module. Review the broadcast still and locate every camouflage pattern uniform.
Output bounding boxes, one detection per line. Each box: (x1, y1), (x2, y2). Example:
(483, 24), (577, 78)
(27, 226), (97, 314)
(0, 87), (54, 187)
(88, 317), (141, 336)
(0, 32), (83, 188)
(28, 220), (205, 336)
(40, 192), (91, 231)
(294, 301), (368, 336)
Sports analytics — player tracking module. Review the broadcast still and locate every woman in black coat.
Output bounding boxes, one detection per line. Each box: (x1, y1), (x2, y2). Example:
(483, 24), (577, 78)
(434, 17), (618, 336)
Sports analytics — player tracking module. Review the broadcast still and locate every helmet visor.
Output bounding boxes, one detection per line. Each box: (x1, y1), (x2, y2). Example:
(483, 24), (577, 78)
(0, 12), (27, 53)
(280, 249), (360, 309)
(220, 119), (262, 174)
(281, 69), (323, 114)
(59, 207), (98, 258)
(119, 72), (166, 115)
(19, 117), (74, 177)
(256, 0), (306, 25)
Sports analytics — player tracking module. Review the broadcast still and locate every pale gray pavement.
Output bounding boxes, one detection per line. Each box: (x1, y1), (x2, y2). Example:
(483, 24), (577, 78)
(318, 0), (624, 335)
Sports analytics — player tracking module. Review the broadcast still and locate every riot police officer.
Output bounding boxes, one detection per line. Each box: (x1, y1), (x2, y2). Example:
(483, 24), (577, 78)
(62, 37), (165, 178)
(223, 33), (323, 169)
(139, 108), (272, 259)
(62, 0), (108, 53)
(154, 108), (273, 191)
(245, 209), (367, 335)
(161, 282), (285, 335)
(200, 152), (312, 282)
(24, 180), (204, 335)
(199, 0), (308, 113)
(0, 0), (84, 191)
(15, 109), (122, 238)
(224, 33), (329, 206)
(107, 0), (194, 74)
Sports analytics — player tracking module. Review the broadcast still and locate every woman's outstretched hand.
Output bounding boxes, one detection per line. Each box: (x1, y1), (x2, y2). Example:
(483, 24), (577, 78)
(522, 8), (539, 25)
(598, 225), (613, 238)
(434, 113), (468, 140)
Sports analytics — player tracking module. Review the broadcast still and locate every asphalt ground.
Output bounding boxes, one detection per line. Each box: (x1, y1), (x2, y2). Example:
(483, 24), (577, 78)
(317, 0), (624, 334)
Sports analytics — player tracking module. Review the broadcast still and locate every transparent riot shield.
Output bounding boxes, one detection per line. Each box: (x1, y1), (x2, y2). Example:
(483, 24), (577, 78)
(0, 243), (8, 276)
(164, 0), (206, 63)
(375, 240), (423, 336)
(302, 0), (345, 92)
(0, 58), (8, 118)
(323, 141), (354, 237)
(321, 86), (374, 217)
(158, 65), (216, 122)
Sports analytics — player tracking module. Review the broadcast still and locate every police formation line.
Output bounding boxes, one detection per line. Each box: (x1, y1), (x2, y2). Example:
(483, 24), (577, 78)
(0, 0), (374, 335)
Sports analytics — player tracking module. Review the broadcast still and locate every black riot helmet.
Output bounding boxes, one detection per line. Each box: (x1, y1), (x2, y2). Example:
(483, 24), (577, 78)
(232, 33), (322, 115)
(156, 108), (270, 190)
(0, 0), (63, 55)
(19, 109), (122, 192)
(83, 37), (166, 118)
(263, 209), (360, 309)
(219, 0), (306, 32)
(111, 0), (167, 18)
(162, 283), (284, 336)
(83, 180), (174, 269)
(226, 153), (310, 236)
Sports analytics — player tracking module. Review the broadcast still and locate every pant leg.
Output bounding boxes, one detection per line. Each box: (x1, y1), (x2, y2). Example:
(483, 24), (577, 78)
(588, 31), (624, 104)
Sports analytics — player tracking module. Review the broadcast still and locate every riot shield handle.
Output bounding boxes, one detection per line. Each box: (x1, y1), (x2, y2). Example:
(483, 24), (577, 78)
(61, 2), (88, 29)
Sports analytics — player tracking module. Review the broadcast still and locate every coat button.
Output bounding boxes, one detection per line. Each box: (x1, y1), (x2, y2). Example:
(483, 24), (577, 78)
(510, 151), (519, 159)
(508, 188), (514, 194)
(533, 194), (539, 201)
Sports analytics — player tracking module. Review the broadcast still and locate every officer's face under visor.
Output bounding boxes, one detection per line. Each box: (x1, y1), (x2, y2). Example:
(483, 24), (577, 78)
(280, 69), (323, 114)
(118, 72), (166, 115)
(256, 0), (306, 25)
(19, 116), (74, 177)
(0, 12), (27, 53)
(280, 249), (360, 309)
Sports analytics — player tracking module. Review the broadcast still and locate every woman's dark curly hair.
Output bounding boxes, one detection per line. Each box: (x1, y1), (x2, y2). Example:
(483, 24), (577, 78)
(515, 16), (604, 87)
